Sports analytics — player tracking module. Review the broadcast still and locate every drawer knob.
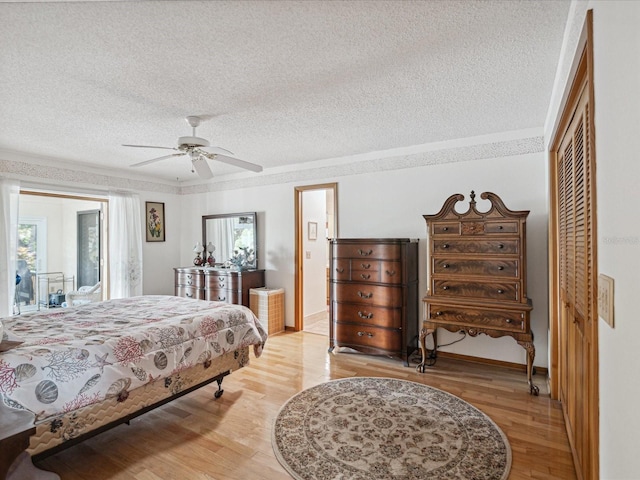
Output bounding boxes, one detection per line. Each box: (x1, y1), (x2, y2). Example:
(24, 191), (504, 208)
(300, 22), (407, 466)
(358, 249), (373, 256)
(505, 318), (512, 323)
(218, 296), (226, 301)
(499, 225), (504, 230)
(442, 264), (450, 269)
(357, 291), (373, 299)
(385, 270), (396, 276)
(442, 286), (450, 290)
(336, 267), (344, 273)
(358, 311), (373, 319)
(443, 227), (449, 231)
(435, 311), (443, 316)
(360, 273), (371, 280)
(497, 266), (504, 271)
(497, 289), (504, 294)
(442, 243), (449, 249)
(361, 263), (371, 269)
(187, 280), (193, 285)
(186, 292), (193, 298)
(186, 274), (192, 279)
(498, 244), (505, 249)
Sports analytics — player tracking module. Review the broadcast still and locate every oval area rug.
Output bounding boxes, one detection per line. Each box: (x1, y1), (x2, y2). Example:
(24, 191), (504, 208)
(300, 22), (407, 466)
(272, 377), (511, 480)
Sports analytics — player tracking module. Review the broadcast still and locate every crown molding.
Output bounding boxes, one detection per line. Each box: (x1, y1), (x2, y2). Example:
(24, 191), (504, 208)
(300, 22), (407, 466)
(180, 135), (544, 195)
(0, 134), (543, 196)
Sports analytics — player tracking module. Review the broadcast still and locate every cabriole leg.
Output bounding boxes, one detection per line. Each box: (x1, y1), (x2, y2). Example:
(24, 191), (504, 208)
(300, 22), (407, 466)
(416, 327), (436, 373)
(518, 340), (539, 396)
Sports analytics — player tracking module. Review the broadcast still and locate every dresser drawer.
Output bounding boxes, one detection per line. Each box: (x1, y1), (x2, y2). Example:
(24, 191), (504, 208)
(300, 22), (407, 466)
(333, 243), (401, 260)
(432, 258), (519, 278)
(334, 323), (402, 351)
(431, 239), (519, 255)
(351, 266), (379, 283)
(175, 285), (204, 300)
(205, 288), (239, 304)
(332, 283), (402, 307)
(175, 272), (204, 287)
(432, 280), (519, 301)
(485, 221), (519, 234)
(427, 303), (527, 333)
(380, 261), (402, 284)
(331, 259), (351, 281)
(431, 222), (460, 235)
(332, 303), (402, 329)
(205, 275), (239, 290)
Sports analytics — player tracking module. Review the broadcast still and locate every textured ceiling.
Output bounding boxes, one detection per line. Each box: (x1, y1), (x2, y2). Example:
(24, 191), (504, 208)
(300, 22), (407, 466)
(0, 0), (570, 183)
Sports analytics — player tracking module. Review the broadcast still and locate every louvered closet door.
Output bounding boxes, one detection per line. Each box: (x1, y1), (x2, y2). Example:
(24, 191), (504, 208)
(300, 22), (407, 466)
(557, 82), (596, 480)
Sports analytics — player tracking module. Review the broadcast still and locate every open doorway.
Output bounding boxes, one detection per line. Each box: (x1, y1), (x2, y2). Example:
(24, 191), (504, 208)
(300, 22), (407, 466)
(15, 191), (106, 313)
(294, 183), (337, 334)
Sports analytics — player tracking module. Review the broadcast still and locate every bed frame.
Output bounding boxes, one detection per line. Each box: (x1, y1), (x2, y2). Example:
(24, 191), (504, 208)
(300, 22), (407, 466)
(1, 346), (250, 479)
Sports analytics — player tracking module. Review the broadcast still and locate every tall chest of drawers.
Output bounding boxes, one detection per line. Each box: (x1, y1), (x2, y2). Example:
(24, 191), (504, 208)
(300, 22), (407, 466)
(418, 191), (538, 395)
(174, 267), (265, 308)
(329, 238), (419, 366)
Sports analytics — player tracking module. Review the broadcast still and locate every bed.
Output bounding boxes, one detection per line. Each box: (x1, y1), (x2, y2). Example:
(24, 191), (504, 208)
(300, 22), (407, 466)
(0, 295), (268, 478)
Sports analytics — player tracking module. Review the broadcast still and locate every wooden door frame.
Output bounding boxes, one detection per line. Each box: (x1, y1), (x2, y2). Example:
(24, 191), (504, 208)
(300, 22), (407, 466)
(294, 183), (338, 332)
(548, 10), (598, 479)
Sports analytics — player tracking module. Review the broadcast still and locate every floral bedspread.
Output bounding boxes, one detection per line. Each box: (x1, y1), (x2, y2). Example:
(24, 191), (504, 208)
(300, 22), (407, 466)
(0, 295), (267, 422)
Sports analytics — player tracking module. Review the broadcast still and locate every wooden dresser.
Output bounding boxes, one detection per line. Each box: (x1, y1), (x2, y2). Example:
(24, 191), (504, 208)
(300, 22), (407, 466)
(329, 238), (419, 366)
(418, 191), (538, 394)
(174, 267), (265, 308)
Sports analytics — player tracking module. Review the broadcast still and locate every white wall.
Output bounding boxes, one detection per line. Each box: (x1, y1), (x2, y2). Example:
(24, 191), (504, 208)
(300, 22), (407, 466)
(181, 149), (549, 368)
(589, 2), (639, 478)
(138, 192), (182, 296)
(546, 2), (640, 477)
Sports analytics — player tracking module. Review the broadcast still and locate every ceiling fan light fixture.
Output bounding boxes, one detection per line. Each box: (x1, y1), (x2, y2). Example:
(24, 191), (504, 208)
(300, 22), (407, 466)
(178, 136), (210, 148)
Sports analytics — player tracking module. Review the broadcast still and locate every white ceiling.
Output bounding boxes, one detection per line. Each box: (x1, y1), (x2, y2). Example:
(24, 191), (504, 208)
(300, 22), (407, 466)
(0, 0), (571, 184)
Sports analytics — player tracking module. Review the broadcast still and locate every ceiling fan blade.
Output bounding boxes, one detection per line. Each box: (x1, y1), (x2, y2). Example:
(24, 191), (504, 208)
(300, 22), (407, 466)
(202, 152), (263, 173)
(130, 153), (185, 168)
(191, 156), (214, 179)
(200, 145), (235, 156)
(123, 144), (177, 150)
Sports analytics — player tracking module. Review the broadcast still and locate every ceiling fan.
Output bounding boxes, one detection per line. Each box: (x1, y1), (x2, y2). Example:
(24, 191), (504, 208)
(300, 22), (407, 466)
(124, 116), (263, 179)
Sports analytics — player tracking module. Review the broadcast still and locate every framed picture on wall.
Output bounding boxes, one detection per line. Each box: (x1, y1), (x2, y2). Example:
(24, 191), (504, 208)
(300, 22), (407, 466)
(145, 202), (165, 242)
(308, 221), (317, 241)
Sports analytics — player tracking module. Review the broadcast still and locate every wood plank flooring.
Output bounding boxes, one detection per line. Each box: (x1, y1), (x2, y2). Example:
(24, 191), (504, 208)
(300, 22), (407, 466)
(36, 331), (576, 479)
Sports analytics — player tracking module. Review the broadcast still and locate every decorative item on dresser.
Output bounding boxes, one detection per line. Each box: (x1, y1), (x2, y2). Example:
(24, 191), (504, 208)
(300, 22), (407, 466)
(174, 267), (265, 307)
(418, 191), (538, 395)
(329, 238), (419, 366)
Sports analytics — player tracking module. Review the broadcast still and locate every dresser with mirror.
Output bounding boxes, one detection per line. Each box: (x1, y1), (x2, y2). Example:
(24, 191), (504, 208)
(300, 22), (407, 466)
(174, 212), (265, 308)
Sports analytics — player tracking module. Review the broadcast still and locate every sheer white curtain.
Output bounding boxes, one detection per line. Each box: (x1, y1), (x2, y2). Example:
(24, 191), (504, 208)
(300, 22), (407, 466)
(108, 191), (143, 299)
(0, 178), (20, 316)
(210, 218), (236, 264)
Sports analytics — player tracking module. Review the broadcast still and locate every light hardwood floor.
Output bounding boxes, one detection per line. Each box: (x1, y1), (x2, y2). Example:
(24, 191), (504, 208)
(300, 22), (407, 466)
(303, 310), (329, 336)
(36, 331), (576, 479)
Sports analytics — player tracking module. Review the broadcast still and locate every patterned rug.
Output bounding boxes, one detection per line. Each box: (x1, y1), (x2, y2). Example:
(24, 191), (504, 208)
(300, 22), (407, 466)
(272, 377), (511, 480)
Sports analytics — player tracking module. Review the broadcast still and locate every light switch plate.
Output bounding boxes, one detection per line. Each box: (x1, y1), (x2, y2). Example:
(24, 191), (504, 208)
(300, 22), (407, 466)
(598, 274), (614, 328)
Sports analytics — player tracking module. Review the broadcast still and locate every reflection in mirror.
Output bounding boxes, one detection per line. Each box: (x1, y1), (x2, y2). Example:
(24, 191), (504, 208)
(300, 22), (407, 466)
(202, 212), (257, 269)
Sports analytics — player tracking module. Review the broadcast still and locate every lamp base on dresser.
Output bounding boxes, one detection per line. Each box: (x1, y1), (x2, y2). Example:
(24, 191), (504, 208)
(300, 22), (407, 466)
(417, 324), (539, 396)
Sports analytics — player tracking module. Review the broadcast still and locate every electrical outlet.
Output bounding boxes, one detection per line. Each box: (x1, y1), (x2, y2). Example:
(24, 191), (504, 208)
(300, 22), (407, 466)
(306, 251), (311, 259)
(598, 274), (614, 328)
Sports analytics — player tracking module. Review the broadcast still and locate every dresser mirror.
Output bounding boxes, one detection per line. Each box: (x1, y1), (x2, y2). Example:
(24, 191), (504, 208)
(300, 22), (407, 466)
(202, 212), (257, 269)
